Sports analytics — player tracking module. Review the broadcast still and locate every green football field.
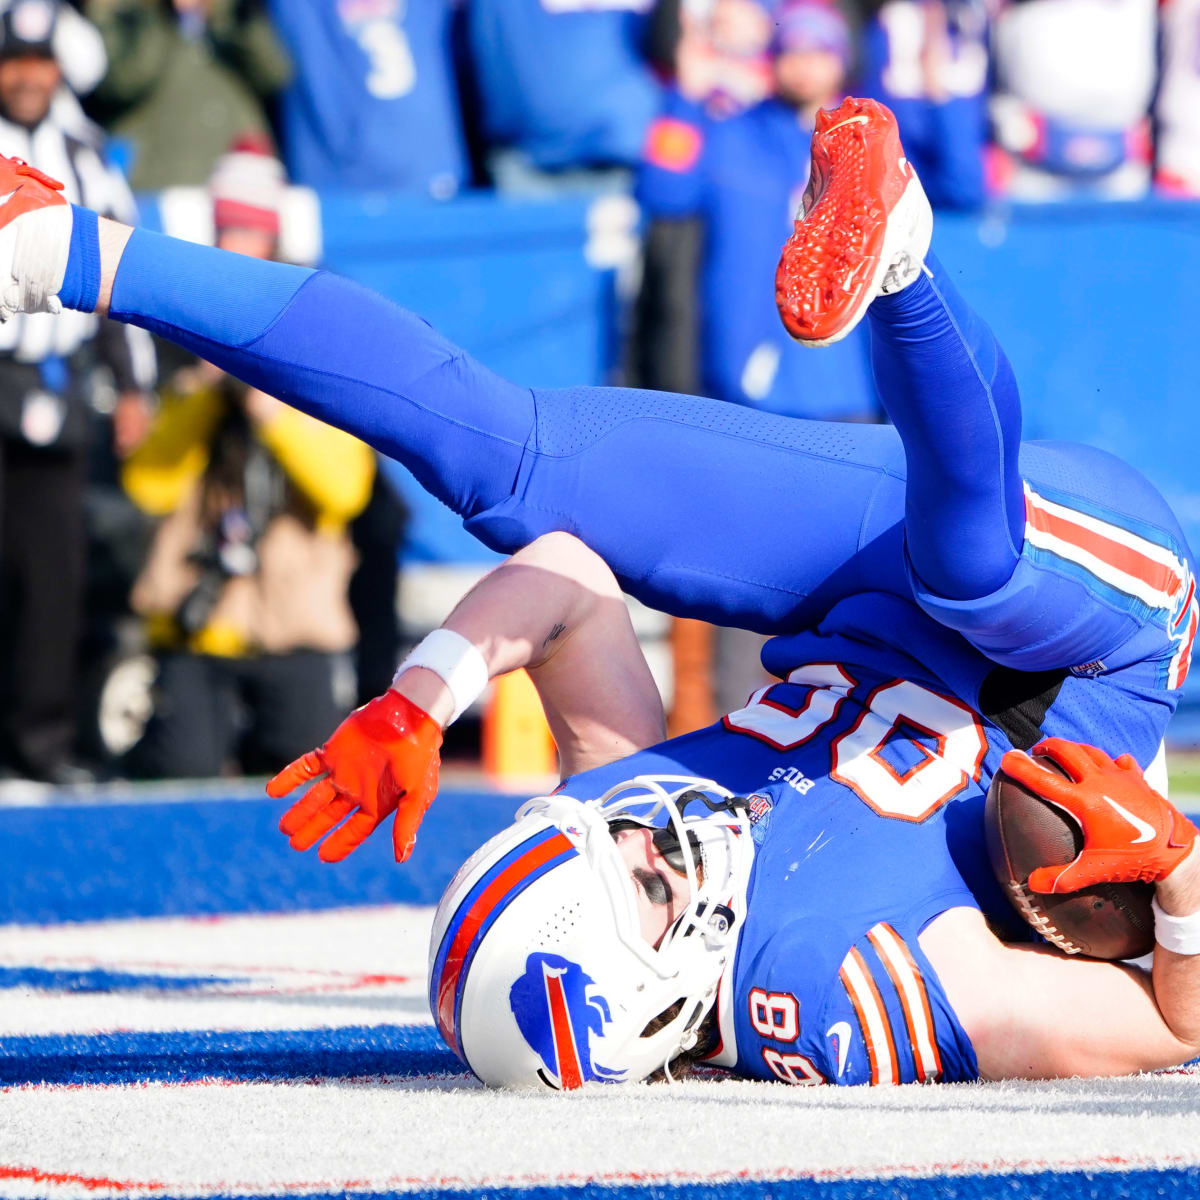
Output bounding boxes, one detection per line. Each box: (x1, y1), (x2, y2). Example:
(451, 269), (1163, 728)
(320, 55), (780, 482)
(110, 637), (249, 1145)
(1171, 753), (1200, 806)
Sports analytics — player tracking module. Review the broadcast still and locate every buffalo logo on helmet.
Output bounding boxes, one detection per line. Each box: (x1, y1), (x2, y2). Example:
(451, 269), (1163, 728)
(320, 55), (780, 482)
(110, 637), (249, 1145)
(509, 952), (624, 1089)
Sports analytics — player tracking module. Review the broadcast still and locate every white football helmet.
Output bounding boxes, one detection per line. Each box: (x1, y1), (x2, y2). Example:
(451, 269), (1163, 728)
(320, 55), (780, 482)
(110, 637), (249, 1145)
(427, 775), (755, 1089)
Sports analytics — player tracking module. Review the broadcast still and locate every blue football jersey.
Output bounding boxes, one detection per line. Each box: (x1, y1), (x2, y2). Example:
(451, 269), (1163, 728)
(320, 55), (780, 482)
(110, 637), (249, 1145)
(707, 728), (984, 1086)
(270, 0), (469, 194)
(559, 664), (998, 1087)
(558, 436), (1195, 1086)
(704, 438), (1195, 1084)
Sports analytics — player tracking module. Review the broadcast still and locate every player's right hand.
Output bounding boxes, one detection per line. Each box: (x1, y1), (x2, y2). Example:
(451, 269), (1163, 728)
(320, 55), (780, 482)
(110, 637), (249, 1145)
(1002, 738), (1198, 894)
(267, 690), (443, 864)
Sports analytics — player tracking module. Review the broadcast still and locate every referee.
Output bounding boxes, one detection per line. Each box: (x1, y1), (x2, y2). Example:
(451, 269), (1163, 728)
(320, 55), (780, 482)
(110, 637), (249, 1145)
(0, 0), (153, 782)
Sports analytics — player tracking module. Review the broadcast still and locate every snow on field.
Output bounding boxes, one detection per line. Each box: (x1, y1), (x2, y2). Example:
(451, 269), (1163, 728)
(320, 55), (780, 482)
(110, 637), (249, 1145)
(3, 907), (1200, 1200)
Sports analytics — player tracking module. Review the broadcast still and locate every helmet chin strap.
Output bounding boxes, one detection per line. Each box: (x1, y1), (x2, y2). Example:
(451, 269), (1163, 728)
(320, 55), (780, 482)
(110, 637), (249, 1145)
(676, 788), (750, 820)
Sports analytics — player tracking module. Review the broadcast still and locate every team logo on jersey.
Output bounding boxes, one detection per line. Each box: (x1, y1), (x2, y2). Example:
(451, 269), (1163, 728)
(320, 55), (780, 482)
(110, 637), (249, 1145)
(509, 953), (623, 1089)
(746, 793), (774, 825)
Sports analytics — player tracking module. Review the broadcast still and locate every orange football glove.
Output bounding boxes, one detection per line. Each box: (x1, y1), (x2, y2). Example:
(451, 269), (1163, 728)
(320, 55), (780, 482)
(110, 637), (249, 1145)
(267, 690), (443, 863)
(1001, 737), (1197, 895)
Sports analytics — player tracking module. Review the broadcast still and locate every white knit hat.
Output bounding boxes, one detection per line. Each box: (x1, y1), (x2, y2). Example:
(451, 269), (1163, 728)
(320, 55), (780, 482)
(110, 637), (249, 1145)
(208, 135), (286, 237)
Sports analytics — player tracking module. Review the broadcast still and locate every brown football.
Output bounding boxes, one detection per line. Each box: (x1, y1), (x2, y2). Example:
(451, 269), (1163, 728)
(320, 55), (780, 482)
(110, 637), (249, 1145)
(985, 755), (1154, 960)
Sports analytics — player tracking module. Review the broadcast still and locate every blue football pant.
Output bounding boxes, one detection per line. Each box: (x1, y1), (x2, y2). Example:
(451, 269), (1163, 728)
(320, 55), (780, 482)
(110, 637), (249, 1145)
(104, 230), (1191, 671)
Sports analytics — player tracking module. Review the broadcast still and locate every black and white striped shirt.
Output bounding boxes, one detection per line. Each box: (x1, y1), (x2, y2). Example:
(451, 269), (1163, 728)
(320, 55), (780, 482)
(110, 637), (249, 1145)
(0, 103), (154, 388)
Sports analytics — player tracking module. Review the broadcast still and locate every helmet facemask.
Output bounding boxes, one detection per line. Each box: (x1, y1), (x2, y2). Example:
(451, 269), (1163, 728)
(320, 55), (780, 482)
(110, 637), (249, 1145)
(429, 776), (755, 1089)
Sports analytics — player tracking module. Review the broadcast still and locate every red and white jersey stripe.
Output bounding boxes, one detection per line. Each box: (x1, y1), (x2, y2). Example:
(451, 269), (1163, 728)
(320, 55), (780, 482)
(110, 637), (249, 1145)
(839, 946), (897, 1086)
(839, 922), (942, 1085)
(1169, 583), (1198, 690)
(867, 924), (943, 1082)
(1023, 484), (1190, 617)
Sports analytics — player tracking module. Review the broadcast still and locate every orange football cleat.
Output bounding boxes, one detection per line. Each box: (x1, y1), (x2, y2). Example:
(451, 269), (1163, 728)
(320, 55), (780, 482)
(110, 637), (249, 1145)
(776, 97), (932, 347)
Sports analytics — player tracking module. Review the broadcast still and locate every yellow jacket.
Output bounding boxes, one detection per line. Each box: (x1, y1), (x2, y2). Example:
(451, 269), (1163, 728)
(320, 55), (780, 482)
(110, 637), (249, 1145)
(123, 379), (375, 657)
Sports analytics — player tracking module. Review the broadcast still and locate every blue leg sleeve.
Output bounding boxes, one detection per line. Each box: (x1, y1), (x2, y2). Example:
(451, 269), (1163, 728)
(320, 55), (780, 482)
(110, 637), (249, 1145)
(106, 228), (911, 632)
(867, 253), (1025, 601)
(108, 228), (1196, 675)
(110, 230), (532, 519)
(867, 252), (1197, 678)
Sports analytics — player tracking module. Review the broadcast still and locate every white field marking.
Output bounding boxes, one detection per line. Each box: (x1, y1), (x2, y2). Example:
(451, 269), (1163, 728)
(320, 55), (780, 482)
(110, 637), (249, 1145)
(0, 906), (435, 1035)
(1, 1071), (1200, 1198)
(4, 908), (1200, 1196)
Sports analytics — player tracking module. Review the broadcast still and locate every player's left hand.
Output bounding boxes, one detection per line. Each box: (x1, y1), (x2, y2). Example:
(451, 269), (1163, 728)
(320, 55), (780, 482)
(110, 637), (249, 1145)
(267, 690), (443, 863)
(1001, 738), (1198, 894)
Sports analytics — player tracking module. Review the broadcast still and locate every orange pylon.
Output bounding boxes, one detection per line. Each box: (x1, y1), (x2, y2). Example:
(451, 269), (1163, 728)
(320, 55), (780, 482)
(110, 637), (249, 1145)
(482, 668), (557, 784)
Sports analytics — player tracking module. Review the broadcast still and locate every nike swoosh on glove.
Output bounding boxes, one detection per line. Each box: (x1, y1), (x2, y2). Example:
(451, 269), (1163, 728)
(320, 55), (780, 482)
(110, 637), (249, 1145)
(1001, 737), (1198, 894)
(268, 689), (443, 863)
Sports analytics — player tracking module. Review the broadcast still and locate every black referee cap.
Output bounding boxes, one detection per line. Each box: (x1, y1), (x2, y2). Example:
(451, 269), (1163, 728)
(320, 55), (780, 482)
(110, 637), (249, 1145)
(0, 0), (59, 61)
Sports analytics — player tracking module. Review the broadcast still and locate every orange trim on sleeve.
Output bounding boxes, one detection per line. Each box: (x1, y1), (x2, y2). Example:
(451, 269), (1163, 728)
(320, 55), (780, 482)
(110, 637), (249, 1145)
(867, 923), (943, 1082)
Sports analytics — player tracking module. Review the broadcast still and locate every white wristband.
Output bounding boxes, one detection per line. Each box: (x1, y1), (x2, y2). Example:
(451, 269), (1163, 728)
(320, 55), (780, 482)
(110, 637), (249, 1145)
(393, 629), (489, 726)
(1151, 896), (1200, 956)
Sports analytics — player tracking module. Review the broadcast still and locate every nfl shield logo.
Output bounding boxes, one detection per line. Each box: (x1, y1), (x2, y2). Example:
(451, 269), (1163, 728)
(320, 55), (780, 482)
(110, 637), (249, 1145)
(747, 793), (773, 825)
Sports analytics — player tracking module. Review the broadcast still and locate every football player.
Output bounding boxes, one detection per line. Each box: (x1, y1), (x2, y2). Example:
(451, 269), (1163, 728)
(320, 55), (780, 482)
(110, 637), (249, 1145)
(0, 98), (1197, 1087)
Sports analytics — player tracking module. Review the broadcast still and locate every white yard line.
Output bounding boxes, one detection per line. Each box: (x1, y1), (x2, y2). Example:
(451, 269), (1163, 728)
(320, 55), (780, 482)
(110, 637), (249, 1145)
(1, 1072), (1199, 1198)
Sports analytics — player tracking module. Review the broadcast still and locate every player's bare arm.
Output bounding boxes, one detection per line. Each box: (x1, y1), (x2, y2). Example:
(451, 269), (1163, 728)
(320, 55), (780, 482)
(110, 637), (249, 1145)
(268, 532), (664, 863)
(396, 531), (664, 776)
(94, 214), (131, 314)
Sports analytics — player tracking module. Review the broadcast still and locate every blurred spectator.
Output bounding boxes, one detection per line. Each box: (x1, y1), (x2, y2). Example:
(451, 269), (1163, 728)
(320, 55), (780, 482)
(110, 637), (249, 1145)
(0, 0), (108, 110)
(637, 0), (874, 727)
(121, 143), (374, 778)
(83, 0), (291, 190)
(990, 0), (1156, 200)
(468, 0), (662, 192)
(0, 0), (111, 148)
(0, 0), (153, 783)
(858, 0), (989, 209)
(673, 0), (774, 117)
(634, 0), (877, 418)
(1155, 0), (1200, 195)
(268, 0), (468, 196)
